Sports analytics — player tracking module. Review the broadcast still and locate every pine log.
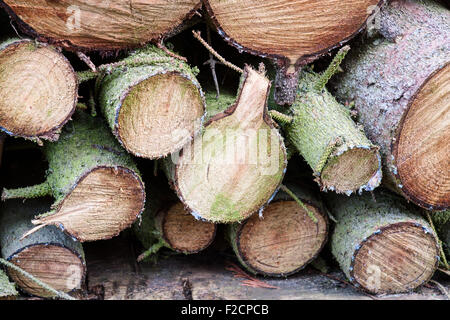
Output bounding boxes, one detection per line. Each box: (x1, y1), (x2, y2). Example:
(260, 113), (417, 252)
(227, 183), (328, 276)
(0, 199), (85, 298)
(279, 67), (382, 195)
(1, 111), (145, 242)
(134, 179), (216, 260)
(331, 0), (450, 210)
(0, 39), (77, 141)
(327, 190), (439, 294)
(204, 0), (384, 105)
(97, 46), (205, 159)
(1, 1), (201, 51)
(164, 66), (287, 223)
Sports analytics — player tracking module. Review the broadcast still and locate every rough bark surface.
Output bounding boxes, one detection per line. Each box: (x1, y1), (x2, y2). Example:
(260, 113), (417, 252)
(332, 0), (450, 210)
(327, 190), (439, 294)
(0, 198), (85, 298)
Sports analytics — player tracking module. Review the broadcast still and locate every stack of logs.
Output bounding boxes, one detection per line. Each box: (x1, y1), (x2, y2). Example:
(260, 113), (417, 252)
(0, 0), (448, 299)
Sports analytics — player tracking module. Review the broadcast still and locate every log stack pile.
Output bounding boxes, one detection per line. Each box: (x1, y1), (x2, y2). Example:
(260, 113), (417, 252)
(0, 0), (448, 299)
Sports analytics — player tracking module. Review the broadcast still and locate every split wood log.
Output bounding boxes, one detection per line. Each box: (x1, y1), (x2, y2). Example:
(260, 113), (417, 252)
(227, 183), (328, 276)
(164, 66), (287, 223)
(0, 39), (77, 141)
(327, 190), (439, 294)
(0, 199), (85, 298)
(1, 111), (145, 242)
(134, 179), (216, 261)
(273, 48), (382, 195)
(97, 46), (205, 159)
(1, 0), (201, 51)
(331, 0), (450, 210)
(203, 0), (384, 105)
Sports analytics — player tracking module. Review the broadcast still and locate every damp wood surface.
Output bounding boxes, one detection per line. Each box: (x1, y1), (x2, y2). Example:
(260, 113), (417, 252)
(83, 236), (449, 300)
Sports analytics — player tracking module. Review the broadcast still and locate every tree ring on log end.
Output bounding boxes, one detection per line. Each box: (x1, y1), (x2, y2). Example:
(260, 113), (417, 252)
(117, 72), (205, 159)
(350, 222), (439, 294)
(160, 202), (217, 253)
(394, 64), (450, 210)
(237, 200), (328, 276)
(0, 40), (77, 139)
(36, 166), (145, 242)
(321, 146), (381, 193)
(8, 244), (85, 298)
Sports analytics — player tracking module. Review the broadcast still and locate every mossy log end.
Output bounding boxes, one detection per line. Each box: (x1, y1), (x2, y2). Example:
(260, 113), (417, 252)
(327, 190), (439, 294)
(1, 1), (201, 51)
(332, 0), (450, 210)
(1, 111), (145, 242)
(0, 199), (85, 298)
(134, 180), (216, 259)
(282, 69), (382, 195)
(0, 39), (77, 141)
(227, 183), (328, 277)
(97, 46), (205, 159)
(433, 210), (450, 257)
(203, 0), (384, 105)
(164, 66), (287, 223)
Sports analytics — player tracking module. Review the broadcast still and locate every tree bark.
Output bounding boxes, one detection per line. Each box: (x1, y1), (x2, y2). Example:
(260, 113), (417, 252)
(0, 198), (85, 298)
(203, 0), (384, 105)
(227, 183), (328, 277)
(1, 0), (201, 51)
(0, 39), (77, 141)
(97, 46), (205, 159)
(280, 68), (382, 195)
(1, 111), (145, 242)
(164, 66), (287, 223)
(326, 190), (439, 294)
(331, 0), (450, 210)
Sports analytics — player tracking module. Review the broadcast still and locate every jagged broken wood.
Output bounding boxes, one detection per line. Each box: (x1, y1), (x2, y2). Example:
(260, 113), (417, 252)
(164, 66), (287, 223)
(97, 46), (205, 159)
(1, 111), (145, 242)
(332, 0), (450, 210)
(0, 39), (77, 141)
(0, 199), (85, 298)
(327, 190), (439, 294)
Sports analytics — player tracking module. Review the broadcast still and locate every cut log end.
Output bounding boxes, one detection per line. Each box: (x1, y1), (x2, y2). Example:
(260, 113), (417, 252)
(395, 64), (450, 209)
(8, 244), (85, 298)
(117, 73), (205, 159)
(161, 203), (216, 254)
(351, 222), (438, 294)
(35, 167), (145, 242)
(236, 200), (327, 276)
(321, 146), (381, 193)
(0, 40), (77, 138)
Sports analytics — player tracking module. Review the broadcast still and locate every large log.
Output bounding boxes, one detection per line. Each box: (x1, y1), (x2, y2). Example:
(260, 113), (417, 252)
(0, 199), (85, 298)
(97, 46), (205, 159)
(227, 183), (328, 277)
(164, 66), (287, 223)
(0, 39), (77, 141)
(327, 190), (439, 294)
(203, 0), (384, 105)
(331, 0), (450, 210)
(1, 111), (145, 242)
(1, 0), (201, 51)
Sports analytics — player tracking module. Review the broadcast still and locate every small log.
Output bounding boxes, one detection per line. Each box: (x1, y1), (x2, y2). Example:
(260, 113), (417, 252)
(327, 190), (439, 294)
(0, 39), (77, 141)
(134, 180), (216, 260)
(1, 0), (201, 51)
(1, 111), (145, 242)
(203, 0), (384, 105)
(332, 0), (450, 210)
(164, 66), (287, 223)
(277, 62), (382, 195)
(97, 46), (205, 159)
(227, 183), (328, 276)
(0, 199), (85, 298)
